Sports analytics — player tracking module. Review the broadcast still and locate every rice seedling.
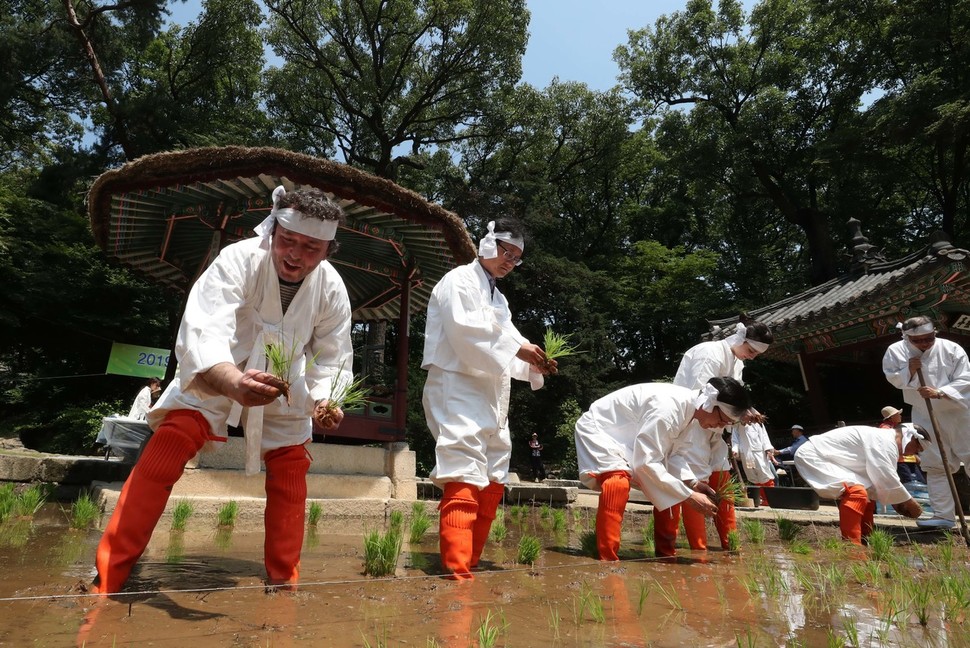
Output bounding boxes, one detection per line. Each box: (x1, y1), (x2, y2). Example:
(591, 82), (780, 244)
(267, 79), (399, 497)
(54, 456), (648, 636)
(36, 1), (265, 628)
(361, 623), (389, 648)
(825, 628), (847, 648)
(551, 508), (567, 533)
(516, 534), (542, 564)
(508, 504), (529, 527)
(0, 518), (32, 548)
(905, 579), (934, 626)
(215, 526), (233, 550)
(775, 516), (800, 542)
(714, 475), (747, 505)
(654, 581), (684, 611)
(165, 533), (185, 564)
(476, 610), (507, 647)
(307, 501), (323, 527)
(539, 503), (552, 520)
(637, 580), (651, 617)
(14, 483), (50, 518)
(542, 328), (584, 371)
(867, 528), (894, 561)
(217, 500), (238, 527)
(408, 501), (432, 543)
(264, 335), (302, 405)
(489, 509), (508, 542)
(579, 529), (599, 558)
(0, 483), (16, 523)
(936, 535), (954, 570)
(571, 507), (584, 527)
(840, 614), (859, 648)
(426, 639), (441, 648)
(740, 518), (765, 544)
(171, 499), (194, 531)
(849, 560), (881, 587)
(736, 629), (760, 648)
(389, 509), (404, 532)
(363, 526), (403, 577)
(315, 361), (371, 427)
(69, 491), (101, 530)
(547, 602), (562, 639)
(575, 581), (606, 623)
(788, 538), (811, 555)
(727, 529), (741, 551)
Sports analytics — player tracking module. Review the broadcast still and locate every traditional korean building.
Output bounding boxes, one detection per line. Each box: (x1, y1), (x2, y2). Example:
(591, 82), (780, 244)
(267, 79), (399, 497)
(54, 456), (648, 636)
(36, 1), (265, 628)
(707, 219), (970, 429)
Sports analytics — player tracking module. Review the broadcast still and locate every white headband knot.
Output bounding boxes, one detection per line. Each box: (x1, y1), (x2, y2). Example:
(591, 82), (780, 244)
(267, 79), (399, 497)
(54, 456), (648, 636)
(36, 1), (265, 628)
(725, 322), (770, 353)
(692, 383), (746, 422)
(900, 423), (924, 451)
(253, 185), (338, 245)
(478, 220), (525, 259)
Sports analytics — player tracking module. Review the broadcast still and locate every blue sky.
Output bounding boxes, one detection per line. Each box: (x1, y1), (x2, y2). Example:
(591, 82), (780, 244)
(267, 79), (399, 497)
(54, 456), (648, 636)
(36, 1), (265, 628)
(165, 0), (718, 92)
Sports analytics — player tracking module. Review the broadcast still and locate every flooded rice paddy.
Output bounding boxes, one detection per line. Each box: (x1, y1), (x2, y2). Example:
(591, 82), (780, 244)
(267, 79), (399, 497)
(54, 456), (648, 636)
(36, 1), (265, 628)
(0, 502), (968, 647)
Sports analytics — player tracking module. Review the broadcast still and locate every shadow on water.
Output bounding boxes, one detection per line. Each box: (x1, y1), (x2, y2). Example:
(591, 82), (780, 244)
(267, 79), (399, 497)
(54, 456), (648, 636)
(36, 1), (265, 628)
(0, 503), (968, 646)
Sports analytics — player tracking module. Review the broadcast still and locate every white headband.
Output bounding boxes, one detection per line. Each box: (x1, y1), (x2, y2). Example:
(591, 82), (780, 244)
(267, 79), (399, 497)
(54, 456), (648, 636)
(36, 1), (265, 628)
(253, 186), (339, 244)
(900, 423), (924, 451)
(478, 221), (525, 259)
(725, 322), (770, 353)
(692, 382), (746, 422)
(899, 322), (935, 337)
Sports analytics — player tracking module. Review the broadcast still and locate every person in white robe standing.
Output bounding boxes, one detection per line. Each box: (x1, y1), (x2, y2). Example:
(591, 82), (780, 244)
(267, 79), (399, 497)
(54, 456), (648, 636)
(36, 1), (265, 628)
(574, 377), (752, 561)
(658, 318), (773, 556)
(794, 424), (925, 544)
(127, 377), (161, 420)
(422, 217), (555, 580)
(732, 421), (776, 505)
(883, 315), (970, 529)
(93, 185), (353, 594)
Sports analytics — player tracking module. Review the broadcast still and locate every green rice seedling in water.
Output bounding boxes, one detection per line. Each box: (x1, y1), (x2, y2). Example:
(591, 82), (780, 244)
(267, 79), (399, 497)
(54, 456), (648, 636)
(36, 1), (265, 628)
(215, 526), (233, 550)
(654, 581), (684, 611)
(363, 526), (403, 577)
(547, 602), (562, 639)
(361, 623), (389, 648)
(217, 500), (238, 527)
(850, 561), (881, 587)
(488, 510), (507, 542)
(517, 534), (542, 564)
(776, 516), (800, 542)
(906, 579), (934, 626)
(14, 483), (50, 518)
(0, 483), (16, 523)
(727, 529), (741, 551)
(408, 501), (432, 543)
(825, 629), (846, 648)
(508, 504), (528, 527)
(69, 491), (101, 530)
(740, 518), (765, 544)
(577, 581), (606, 623)
(166, 533), (185, 564)
(539, 503), (552, 520)
(736, 629), (760, 648)
(937, 535), (954, 570)
(579, 529), (598, 558)
(171, 499), (194, 531)
(551, 508), (567, 533)
(840, 614), (859, 648)
(389, 509), (404, 532)
(571, 507), (583, 526)
(307, 501), (323, 527)
(867, 529), (894, 561)
(788, 539), (811, 555)
(637, 580), (651, 617)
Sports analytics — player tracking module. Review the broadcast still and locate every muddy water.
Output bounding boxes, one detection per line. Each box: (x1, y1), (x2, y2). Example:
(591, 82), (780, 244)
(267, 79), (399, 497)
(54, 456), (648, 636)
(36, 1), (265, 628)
(0, 506), (961, 647)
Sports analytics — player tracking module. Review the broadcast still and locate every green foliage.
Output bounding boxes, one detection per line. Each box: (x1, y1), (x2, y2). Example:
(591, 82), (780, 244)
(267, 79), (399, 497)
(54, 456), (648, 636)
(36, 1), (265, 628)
(171, 500), (195, 532)
(516, 534), (542, 565)
(553, 399), (582, 480)
(408, 501), (432, 543)
(69, 491), (102, 530)
(14, 483), (51, 518)
(363, 525), (403, 578)
(217, 501), (238, 528)
(579, 530), (599, 559)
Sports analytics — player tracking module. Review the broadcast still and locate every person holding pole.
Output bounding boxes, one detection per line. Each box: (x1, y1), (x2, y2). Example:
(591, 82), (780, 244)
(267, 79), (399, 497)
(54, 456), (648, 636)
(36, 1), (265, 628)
(882, 316), (970, 530)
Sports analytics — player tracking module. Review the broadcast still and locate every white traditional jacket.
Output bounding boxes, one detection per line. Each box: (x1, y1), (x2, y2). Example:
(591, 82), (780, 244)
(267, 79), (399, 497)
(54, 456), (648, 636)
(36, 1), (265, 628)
(882, 337), (970, 470)
(574, 383), (698, 511)
(731, 422), (775, 484)
(673, 339), (744, 480)
(149, 236), (353, 473)
(794, 425), (910, 504)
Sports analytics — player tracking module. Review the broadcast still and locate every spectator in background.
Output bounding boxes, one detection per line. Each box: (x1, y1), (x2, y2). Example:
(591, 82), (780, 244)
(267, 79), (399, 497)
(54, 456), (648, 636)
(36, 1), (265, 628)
(772, 425), (807, 462)
(732, 421), (776, 506)
(529, 433), (546, 482)
(879, 406), (926, 484)
(128, 377), (162, 420)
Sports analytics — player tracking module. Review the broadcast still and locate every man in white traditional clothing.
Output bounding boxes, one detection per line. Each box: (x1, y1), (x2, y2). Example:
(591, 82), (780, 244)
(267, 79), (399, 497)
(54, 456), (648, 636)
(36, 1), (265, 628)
(92, 186), (354, 594)
(794, 424), (926, 544)
(574, 376), (752, 561)
(657, 317), (773, 556)
(127, 377), (161, 420)
(732, 421), (776, 505)
(883, 315), (970, 529)
(422, 217), (555, 580)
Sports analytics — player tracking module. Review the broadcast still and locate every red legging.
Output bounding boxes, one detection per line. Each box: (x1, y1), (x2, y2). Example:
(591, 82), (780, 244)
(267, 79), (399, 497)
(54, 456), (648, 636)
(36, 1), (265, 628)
(838, 483), (875, 545)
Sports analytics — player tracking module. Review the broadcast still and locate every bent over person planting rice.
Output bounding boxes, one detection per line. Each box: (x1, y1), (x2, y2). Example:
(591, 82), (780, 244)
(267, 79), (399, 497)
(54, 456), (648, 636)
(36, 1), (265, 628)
(574, 377), (752, 561)
(794, 424), (926, 544)
(91, 185), (353, 594)
(422, 217), (556, 580)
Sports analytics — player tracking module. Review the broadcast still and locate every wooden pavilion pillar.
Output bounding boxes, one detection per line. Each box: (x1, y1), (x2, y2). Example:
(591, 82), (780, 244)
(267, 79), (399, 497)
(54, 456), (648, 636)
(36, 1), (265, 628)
(798, 350), (829, 425)
(393, 268), (414, 435)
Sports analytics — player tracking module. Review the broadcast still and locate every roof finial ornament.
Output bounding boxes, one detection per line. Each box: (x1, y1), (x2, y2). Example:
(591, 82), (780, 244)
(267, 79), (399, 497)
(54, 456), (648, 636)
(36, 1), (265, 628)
(848, 217), (885, 271)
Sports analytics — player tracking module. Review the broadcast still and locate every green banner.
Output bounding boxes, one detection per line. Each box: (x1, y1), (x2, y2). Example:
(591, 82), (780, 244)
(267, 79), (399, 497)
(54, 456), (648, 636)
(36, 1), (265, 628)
(106, 342), (171, 378)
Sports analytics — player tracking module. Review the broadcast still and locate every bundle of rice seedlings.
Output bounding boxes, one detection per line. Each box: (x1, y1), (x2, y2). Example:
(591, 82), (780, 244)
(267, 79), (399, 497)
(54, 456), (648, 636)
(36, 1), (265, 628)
(542, 329), (584, 371)
(315, 362), (370, 427)
(714, 475), (747, 505)
(264, 337), (302, 405)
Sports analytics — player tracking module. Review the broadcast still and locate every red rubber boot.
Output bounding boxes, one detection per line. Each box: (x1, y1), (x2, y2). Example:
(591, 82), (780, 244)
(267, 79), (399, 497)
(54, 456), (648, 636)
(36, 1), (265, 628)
(471, 482), (504, 569)
(438, 482), (479, 580)
(264, 444), (312, 589)
(595, 471), (631, 561)
(94, 410), (209, 594)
